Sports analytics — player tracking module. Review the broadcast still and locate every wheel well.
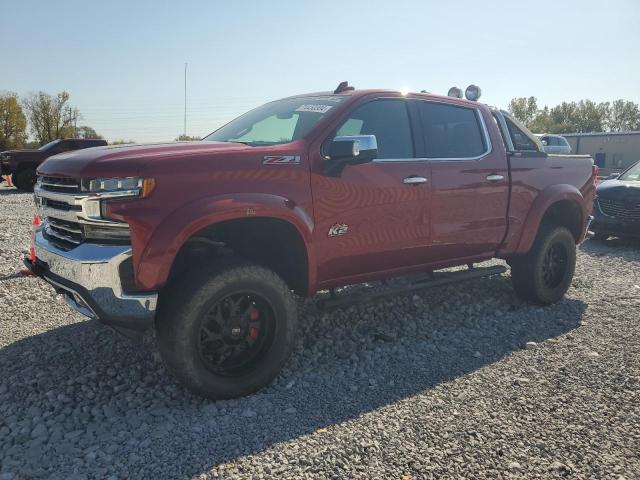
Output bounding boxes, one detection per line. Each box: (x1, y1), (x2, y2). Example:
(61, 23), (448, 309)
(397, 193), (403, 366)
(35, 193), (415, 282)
(167, 217), (309, 295)
(540, 200), (582, 242)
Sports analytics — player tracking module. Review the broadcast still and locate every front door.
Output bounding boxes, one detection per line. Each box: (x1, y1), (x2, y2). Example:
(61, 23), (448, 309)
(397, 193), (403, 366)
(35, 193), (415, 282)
(310, 98), (432, 286)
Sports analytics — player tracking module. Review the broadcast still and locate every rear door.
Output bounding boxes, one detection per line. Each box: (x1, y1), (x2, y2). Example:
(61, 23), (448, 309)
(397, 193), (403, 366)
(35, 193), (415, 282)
(311, 97), (432, 284)
(415, 100), (509, 261)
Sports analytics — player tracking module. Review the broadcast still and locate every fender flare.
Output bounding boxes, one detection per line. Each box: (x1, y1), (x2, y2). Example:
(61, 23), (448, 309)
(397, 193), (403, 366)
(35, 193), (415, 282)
(514, 184), (586, 254)
(135, 193), (316, 292)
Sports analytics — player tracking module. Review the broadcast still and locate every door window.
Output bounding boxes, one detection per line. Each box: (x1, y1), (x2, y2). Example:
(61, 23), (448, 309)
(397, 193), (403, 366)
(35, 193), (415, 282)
(505, 118), (539, 151)
(416, 102), (487, 158)
(335, 100), (414, 159)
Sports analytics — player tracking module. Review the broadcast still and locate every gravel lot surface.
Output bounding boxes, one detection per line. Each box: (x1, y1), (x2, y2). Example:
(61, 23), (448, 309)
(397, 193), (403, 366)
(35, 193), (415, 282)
(1, 183), (639, 479)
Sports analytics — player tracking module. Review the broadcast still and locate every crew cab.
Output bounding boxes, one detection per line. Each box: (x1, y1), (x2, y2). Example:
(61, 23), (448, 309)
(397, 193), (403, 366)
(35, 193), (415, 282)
(1, 138), (107, 191)
(27, 83), (596, 398)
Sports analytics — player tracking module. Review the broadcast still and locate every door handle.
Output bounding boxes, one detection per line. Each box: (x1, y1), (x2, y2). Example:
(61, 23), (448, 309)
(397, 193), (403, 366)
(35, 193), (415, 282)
(403, 176), (428, 185)
(486, 174), (504, 182)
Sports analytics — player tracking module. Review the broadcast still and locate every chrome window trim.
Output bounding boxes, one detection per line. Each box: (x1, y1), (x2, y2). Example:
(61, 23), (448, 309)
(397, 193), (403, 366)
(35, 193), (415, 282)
(373, 102), (492, 163)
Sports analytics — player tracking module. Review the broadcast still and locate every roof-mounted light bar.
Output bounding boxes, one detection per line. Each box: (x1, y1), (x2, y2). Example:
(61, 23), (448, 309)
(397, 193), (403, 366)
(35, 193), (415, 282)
(447, 87), (464, 98)
(465, 84), (482, 101)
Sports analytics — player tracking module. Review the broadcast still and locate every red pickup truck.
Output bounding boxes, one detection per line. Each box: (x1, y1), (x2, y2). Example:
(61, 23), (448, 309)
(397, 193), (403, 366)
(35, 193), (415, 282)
(29, 83), (596, 398)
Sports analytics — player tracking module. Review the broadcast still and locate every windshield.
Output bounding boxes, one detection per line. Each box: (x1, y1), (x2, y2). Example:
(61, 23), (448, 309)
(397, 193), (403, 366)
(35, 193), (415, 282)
(38, 139), (61, 151)
(204, 96), (346, 146)
(619, 161), (640, 181)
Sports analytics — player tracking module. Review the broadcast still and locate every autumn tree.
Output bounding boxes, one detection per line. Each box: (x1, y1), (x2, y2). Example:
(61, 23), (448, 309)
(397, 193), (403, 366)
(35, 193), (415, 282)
(0, 92), (28, 151)
(22, 91), (79, 144)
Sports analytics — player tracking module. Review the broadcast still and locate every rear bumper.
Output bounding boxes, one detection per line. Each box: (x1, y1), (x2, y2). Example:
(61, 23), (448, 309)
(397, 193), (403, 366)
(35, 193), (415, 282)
(26, 229), (157, 331)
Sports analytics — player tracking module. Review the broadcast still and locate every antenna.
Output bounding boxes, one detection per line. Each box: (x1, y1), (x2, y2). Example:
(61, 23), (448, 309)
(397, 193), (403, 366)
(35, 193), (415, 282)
(183, 62), (187, 138)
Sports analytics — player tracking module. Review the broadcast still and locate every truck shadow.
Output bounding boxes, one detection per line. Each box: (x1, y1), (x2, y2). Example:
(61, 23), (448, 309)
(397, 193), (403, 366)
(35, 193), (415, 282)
(0, 274), (587, 478)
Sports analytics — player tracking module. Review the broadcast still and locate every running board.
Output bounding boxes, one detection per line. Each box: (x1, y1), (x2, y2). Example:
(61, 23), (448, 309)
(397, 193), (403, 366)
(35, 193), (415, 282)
(316, 265), (507, 310)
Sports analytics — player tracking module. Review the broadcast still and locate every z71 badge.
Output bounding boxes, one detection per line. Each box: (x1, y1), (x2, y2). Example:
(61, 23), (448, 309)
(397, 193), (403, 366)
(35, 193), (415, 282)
(328, 223), (349, 237)
(262, 155), (300, 165)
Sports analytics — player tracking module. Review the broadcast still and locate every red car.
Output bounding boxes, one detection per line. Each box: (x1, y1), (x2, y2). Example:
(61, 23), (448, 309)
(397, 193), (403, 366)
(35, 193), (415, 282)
(28, 83), (596, 398)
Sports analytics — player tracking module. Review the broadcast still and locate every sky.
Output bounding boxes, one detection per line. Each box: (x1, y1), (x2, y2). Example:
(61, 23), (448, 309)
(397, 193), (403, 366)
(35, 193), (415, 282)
(3, 0), (640, 143)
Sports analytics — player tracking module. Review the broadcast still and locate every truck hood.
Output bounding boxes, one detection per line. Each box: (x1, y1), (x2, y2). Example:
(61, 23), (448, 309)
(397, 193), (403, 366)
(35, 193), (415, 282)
(596, 179), (640, 202)
(37, 141), (255, 177)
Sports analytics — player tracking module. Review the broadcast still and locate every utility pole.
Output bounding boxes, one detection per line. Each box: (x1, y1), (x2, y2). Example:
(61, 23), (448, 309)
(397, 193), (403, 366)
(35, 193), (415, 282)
(183, 62), (187, 138)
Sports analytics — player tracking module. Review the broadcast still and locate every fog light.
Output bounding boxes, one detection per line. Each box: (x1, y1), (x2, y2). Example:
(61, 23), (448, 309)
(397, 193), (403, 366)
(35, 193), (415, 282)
(465, 84), (482, 101)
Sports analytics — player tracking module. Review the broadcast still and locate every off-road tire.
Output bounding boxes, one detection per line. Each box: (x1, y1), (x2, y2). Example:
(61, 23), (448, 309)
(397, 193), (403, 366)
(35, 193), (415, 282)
(510, 224), (576, 305)
(13, 168), (37, 192)
(156, 258), (297, 399)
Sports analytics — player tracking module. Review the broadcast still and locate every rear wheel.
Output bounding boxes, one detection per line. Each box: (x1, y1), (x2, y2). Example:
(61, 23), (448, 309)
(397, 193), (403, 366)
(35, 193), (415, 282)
(510, 225), (576, 305)
(156, 259), (297, 399)
(13, 168), (37, 192)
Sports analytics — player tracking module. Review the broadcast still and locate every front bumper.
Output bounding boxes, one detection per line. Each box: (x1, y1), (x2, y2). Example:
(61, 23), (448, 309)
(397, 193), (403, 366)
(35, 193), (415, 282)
(591, 201), (640, 238)
(26, 229), (157, 331)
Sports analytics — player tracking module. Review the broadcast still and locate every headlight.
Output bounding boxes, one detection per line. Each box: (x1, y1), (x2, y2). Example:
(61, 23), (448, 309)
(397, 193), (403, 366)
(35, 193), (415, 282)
(82, 176), (156, 198)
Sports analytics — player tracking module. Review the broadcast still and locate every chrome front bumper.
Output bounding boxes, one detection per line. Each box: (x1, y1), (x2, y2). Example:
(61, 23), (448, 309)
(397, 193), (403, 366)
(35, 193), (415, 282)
(29, 229), (157, 331)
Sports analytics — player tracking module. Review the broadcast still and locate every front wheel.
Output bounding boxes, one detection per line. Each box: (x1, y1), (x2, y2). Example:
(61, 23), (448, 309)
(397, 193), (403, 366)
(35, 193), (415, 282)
(510, 225), (576, 305)
(156, 259), (297, 399)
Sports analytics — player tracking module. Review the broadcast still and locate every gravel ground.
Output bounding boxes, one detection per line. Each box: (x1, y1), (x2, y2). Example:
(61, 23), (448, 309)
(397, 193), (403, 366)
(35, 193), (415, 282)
(1, 183), (639, 479)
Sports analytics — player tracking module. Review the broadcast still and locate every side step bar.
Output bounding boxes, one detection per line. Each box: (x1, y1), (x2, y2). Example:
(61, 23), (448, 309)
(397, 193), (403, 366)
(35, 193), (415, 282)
(317, 265), (507, 310)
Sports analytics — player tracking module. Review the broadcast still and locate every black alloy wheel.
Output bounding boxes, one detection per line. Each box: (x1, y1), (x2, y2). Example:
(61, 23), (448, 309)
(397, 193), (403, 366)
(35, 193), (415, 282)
(198, 292), (276, 376)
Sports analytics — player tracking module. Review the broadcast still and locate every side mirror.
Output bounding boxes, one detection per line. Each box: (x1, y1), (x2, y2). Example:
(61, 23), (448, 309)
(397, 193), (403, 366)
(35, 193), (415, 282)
(323, 135), (377, 176)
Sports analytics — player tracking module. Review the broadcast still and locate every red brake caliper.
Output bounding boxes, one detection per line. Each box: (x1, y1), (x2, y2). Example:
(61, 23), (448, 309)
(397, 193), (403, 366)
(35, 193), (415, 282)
(248, 308), (259, 340)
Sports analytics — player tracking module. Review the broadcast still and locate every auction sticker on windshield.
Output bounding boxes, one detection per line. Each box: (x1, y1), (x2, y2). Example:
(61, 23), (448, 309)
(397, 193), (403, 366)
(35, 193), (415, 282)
(295, 104), (333, 113)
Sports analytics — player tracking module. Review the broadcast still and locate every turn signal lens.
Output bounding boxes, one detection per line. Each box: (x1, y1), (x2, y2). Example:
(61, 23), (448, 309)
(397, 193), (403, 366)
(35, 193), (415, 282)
(141, 178), (156, 198)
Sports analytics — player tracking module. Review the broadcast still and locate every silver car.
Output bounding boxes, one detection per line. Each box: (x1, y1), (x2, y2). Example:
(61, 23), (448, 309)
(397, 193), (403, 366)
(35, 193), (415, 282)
(537, 134), (572, 154)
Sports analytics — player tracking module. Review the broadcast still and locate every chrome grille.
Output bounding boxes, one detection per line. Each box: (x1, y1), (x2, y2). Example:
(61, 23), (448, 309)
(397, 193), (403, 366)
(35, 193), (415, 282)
(598, 197), (640, 222)
(44, 218), (85, 247)
(39, 176), (81, 194)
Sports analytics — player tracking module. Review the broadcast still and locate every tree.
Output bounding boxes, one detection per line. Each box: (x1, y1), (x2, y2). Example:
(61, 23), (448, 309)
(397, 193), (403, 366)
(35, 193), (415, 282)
(527, 106), (552, 134)
(508, 97), (539, 126)
(175, 134), (201, 141)
(76, 126), (103, 139)
(508, 96), (640, 134)
(607, 100), (640, 131)
(0, 92), (28, 151)
(22, 91), (79, 144)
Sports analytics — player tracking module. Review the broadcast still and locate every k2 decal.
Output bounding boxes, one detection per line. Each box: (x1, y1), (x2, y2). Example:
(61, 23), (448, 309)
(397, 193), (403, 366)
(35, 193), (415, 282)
(262, 155), (300, 165)
(328, 223), (349, 237)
